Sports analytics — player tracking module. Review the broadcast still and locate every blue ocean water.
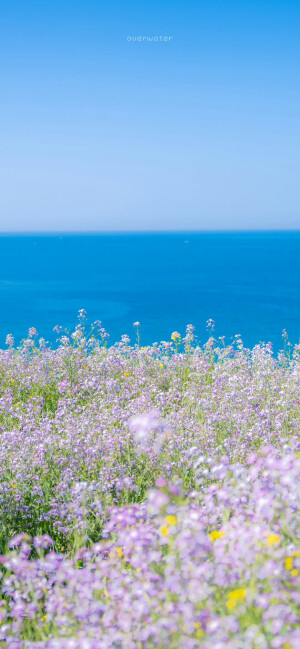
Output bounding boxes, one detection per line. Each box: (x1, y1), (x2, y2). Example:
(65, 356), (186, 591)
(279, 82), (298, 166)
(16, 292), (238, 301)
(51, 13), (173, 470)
(0, 232), (299, 352)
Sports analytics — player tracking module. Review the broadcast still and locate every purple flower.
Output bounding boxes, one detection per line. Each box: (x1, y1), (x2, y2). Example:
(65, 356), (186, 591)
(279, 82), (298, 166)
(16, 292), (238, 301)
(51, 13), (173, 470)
(33, 534), (54, 550)
(8, 533), (32, 549)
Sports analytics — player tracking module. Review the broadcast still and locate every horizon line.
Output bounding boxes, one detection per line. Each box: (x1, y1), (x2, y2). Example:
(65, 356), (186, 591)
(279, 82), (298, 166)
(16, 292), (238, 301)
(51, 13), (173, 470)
(1, 228), (300, 236)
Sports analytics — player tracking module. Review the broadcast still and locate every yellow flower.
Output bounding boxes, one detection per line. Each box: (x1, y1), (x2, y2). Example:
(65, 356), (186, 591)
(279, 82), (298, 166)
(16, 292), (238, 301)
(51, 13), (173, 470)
(160, 525), (169, 537)
(293, 550), (300, 557)
(159, 363), (164, 368)
(291, 569), (298, 577)
(194, 622), (204, 638)
(41, 615), (47, 622)
(124, 372), (130, 377)
(227, 588), (246, 610)
(209, 530), (225, 541)
(109, 546), (123, 559)
(10, 483), (16, 488)
(171, 331), (181, 342)
(165, 515), (177, 526)
(265, 533), (280, 546)
(285, 557), (293, 571)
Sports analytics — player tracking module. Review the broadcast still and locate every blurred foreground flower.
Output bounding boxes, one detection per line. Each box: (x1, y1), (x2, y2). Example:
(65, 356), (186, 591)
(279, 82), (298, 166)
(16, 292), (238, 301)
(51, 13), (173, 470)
(128, 409), (170, 455)
(128, 410), (160, 445)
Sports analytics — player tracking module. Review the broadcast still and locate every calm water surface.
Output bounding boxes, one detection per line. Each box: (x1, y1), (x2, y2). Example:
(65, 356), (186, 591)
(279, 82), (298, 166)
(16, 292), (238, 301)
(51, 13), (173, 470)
(0, 232), (299, 352)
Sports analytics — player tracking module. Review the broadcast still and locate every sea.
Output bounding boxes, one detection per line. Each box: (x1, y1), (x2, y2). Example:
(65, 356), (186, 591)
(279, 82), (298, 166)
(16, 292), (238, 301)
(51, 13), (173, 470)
(0, 231), (299, 353)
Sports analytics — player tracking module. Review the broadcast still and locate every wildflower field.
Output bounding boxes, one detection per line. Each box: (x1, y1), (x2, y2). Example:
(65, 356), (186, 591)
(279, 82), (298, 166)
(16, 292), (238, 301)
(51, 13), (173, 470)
(0, 314), (299, 649)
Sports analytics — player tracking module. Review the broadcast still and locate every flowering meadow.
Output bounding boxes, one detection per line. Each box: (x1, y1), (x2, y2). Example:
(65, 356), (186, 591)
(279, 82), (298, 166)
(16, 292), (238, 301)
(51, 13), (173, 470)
(0, 313), (299, 649)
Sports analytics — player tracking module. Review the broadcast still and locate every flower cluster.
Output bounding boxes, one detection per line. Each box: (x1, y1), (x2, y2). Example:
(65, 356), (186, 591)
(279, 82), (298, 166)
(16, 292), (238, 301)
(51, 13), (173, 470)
(0, 315), (299, 647)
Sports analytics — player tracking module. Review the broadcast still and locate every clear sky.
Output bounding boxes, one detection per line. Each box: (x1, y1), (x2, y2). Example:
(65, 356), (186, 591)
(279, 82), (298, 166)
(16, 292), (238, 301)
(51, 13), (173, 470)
(0, 0), (299, 231)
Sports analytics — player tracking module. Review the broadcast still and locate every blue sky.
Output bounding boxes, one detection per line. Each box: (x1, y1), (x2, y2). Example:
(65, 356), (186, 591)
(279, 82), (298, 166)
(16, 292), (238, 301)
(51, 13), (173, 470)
(0, 0), (299, 231)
